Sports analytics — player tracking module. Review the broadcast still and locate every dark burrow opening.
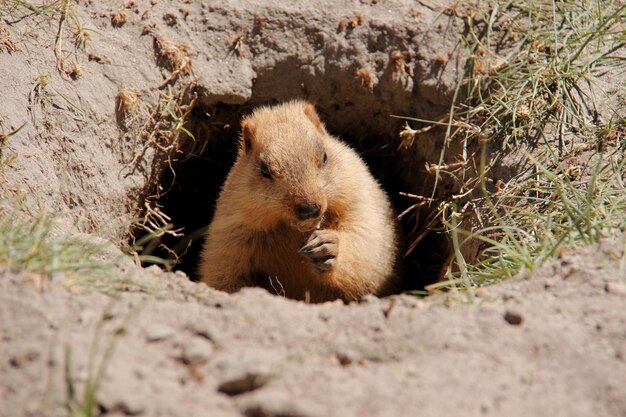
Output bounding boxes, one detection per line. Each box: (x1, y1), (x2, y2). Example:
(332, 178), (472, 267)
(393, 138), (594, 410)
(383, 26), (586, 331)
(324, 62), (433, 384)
(132, 99), (451, 294)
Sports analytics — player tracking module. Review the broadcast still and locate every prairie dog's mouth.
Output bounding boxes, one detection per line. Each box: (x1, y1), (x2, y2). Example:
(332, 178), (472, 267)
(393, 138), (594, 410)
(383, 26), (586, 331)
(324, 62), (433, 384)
(291, 213), (325, 232)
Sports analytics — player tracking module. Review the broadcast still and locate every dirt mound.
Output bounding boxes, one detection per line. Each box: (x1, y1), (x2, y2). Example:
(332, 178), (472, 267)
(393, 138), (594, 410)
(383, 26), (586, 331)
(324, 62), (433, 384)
(2, 239), (625, 417)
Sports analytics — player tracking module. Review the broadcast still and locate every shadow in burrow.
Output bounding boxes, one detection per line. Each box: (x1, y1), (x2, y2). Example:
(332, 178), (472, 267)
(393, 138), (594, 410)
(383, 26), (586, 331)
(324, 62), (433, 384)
(129, 96), (452, 296)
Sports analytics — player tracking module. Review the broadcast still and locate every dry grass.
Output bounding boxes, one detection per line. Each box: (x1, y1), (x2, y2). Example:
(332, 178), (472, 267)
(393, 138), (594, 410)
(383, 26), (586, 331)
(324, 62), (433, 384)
(62, 301), (144, 417)
(399, 0), (626, 290)
(120, 83), (201, 179)
(0, 200), (116, 283)
(153, 33), (193, 88)
(117, 83), (207, 270)
(0, 26), (17, 52)
(115, 88), (144, 130)
(1, 0), (94, 79)
(110, 8), (128, 28)
(355, 67), (375, 92)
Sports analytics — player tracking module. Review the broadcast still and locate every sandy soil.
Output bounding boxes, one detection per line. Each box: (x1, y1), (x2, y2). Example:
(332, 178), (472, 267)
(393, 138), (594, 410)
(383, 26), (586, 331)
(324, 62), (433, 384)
(0, 1), (625, 416)
(2, 239), (625, 417)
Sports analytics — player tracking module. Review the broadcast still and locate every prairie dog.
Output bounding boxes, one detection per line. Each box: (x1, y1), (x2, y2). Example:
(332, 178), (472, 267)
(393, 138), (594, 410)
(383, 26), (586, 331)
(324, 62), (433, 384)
(199, 100), (400, 302)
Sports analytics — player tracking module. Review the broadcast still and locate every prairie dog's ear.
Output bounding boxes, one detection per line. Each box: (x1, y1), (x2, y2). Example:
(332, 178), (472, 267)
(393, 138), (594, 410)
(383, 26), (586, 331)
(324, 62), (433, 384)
(303, 103), (326, 134)
(241, 118), (256, 154)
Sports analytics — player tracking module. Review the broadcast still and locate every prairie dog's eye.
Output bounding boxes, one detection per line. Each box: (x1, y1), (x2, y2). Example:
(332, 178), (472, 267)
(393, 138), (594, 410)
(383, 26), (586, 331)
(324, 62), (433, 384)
(259, 162), (272, 179)
(322, 151), (328, 166)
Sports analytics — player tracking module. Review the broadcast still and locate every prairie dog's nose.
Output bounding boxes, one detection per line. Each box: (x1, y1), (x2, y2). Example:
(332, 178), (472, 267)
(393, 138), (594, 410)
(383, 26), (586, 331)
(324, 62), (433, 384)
(295, 202), (321, 221)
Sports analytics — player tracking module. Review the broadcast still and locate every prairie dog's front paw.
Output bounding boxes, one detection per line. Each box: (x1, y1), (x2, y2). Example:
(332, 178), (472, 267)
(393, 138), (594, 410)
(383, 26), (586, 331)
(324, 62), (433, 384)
(299, 229), (338, 273)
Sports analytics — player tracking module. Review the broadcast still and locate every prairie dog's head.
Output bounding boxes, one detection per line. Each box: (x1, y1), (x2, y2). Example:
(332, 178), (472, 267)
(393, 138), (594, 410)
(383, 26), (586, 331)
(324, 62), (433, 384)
(235, 101), (332, 231)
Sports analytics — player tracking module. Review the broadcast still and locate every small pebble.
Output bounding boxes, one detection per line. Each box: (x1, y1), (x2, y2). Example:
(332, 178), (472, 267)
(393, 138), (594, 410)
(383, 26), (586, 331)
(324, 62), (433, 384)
(145, 324), (175, 342)
(605, 281), (626, 296)
(181, 338), (214, 364)
(504, 310), (523, 325)
(335, 349), (358, 366)
(218, 372), (270, 396)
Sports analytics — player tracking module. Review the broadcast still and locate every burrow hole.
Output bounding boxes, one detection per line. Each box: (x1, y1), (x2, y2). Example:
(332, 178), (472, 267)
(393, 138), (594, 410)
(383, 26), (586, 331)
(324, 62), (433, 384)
(131, 99), (451, 294)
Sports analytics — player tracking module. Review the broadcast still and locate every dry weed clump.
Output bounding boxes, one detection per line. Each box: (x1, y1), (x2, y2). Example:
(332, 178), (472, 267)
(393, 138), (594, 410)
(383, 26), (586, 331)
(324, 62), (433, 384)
(120, 83), (204, 188)
(231, 33), (247, 57)
(390, 50), (414, 78)
(2, 0), (93, 80)
(115, 88), (143, 130)
(0, 26), (17, 53)
(65, 62), (82, 80)
(118, 84), (205, 269)
(74, 27), (90, 50)
(355, 67), (375, 92)
(0, 0), (97, 80)
(337, 12), (364, 33)
(162, 12), (177, 26)
(111, 9), (128, 27)
(126, 199), (183, 269)
(153, 34), (192, 88)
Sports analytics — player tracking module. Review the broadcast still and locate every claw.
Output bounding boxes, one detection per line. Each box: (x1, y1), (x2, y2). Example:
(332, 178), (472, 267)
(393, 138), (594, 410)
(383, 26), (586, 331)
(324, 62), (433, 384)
(300, 229), (339, 273)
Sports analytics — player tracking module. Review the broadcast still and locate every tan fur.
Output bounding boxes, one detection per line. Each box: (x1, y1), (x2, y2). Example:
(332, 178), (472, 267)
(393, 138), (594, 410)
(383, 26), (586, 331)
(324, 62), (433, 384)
(199, 100), (400, 302)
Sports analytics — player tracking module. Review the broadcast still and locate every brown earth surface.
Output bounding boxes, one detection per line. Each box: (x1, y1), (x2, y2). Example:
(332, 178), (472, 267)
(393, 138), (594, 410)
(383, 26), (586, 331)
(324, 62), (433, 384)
(0, 1), (625, 416)
(2, 238), (625, 417)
